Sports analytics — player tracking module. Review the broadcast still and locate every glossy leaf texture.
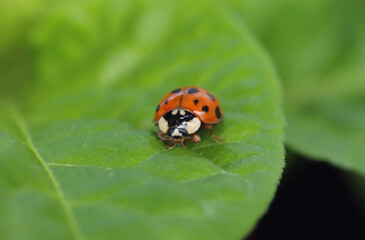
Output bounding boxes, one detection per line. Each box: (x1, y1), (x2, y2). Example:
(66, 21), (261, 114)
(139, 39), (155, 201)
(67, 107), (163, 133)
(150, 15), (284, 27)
(241, 0), (365, 176)
(0, 0), (284, 239)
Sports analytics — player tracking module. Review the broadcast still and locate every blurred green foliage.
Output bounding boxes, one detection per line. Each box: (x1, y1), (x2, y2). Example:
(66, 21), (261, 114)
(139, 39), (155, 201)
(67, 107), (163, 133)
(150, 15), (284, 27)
(242, 0), (365, 176)
(0, 0), (284, 239)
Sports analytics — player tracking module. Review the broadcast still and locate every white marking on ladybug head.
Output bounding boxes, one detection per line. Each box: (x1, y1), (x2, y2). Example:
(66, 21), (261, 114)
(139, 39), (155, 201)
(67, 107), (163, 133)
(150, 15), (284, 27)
(158, 117), (169, 134)
(180, 109), (186, 115)
(186, 117), (201, 134)
(172, 109), (178, 115)
(171, 128), (182, 137)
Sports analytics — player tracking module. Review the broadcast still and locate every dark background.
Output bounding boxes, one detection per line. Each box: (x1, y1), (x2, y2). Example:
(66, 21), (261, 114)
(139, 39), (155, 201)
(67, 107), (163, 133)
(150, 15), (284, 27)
(247, 151), (365, 240)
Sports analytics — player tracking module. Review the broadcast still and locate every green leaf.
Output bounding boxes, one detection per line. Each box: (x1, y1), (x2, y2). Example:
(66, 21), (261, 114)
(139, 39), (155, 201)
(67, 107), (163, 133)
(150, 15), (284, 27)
(242, 0), (365, 176)
(0, 0), (284, 239)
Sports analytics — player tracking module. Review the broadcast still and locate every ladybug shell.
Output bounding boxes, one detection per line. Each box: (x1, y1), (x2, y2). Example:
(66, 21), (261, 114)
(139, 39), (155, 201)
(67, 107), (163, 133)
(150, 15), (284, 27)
(155, 87), (223, 124)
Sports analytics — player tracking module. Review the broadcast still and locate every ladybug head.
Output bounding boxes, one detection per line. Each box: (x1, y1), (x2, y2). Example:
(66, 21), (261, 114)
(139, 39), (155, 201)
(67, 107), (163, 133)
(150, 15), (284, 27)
(158, 108), (201, 140)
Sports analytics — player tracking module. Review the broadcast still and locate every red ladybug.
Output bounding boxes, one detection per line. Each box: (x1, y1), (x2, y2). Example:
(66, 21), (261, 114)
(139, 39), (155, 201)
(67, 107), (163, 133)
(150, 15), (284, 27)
(155, 87), (223, 149)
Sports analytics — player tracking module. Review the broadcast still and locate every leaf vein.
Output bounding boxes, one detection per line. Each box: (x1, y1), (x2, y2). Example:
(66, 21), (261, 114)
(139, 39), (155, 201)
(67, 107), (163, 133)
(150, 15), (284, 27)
(14, 113), (84, 240)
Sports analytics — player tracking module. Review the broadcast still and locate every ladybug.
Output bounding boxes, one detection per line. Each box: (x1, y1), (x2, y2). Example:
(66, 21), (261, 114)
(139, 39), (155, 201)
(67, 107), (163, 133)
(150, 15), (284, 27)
(155, 86), (223, 149)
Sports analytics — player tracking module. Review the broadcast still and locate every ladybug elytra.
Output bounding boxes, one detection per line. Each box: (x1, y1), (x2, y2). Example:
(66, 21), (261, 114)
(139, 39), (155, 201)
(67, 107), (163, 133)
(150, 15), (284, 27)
(155, 87), (223, 149)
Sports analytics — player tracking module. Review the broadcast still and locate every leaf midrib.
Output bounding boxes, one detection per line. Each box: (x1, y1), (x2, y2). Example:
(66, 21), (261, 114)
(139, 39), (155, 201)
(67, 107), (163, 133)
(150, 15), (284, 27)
(13, 111), (84, 240)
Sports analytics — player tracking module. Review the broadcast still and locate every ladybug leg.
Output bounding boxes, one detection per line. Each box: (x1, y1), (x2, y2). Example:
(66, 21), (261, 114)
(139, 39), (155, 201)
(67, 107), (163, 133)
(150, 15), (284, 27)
(185, 133), (201, 143)
(157, 130), (170, 141)
(192, 133), (201, 143)
(166, 143), (176, 149)
(201, 124), (223, 143)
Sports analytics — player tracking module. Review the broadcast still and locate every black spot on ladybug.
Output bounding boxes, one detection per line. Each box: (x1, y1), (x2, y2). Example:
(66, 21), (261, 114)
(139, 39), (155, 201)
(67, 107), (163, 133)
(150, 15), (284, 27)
(187, 88), (199, 94)
(193, 99), (199, 105)
(207, 93), (215, 101)
(215, 106), (222, 119)
(202, 105), (209, 112)
(171, 88), (181, 93)
(164, 99), (168, 105)
(156, 105), (160, 112)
